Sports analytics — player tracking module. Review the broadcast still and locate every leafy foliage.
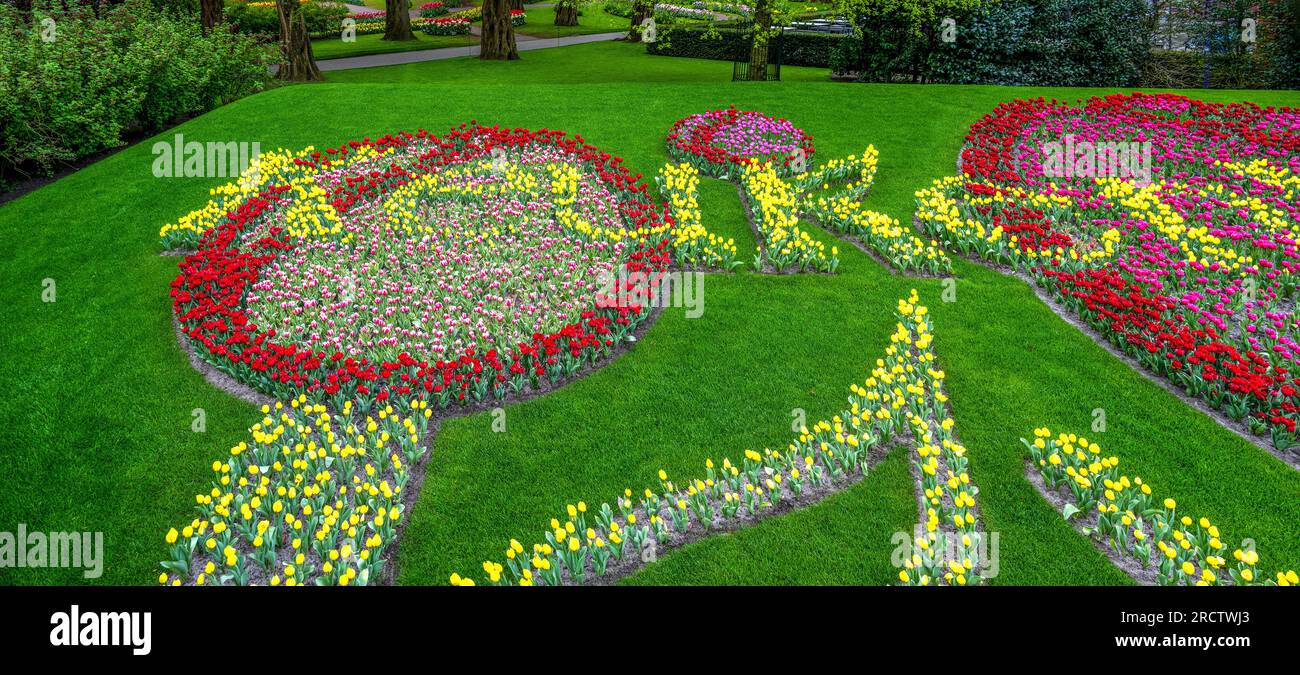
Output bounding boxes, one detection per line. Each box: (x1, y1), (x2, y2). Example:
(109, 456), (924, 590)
(0, 0), (269, 185)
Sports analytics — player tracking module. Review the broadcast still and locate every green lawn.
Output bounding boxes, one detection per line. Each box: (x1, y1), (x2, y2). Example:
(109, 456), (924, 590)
(516, 7), (631, 39)
(1, 41), (1297, 586)
(311, 32), (479, 60)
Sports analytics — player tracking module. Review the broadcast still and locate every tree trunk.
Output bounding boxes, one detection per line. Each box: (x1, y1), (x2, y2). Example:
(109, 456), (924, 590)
(510, 0), (525, 9)
(555, 3), (579, 26)
(277, 0), (322, 82)
(748, 2), (772, 81)
(623, 0), (653, 41)
(200, 0), (224, 33)
(480, 0), (519, 60)
(384, 0), (416, 41)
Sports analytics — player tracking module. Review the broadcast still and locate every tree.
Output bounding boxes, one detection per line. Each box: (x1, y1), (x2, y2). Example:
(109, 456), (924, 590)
(276, 0), (322, 81)
(555, 0), (580, 26)
(747, 0), (775, 80)
(481, 0), (519, 59)
(384, 0), (416, 41)
(623, 0), (653, 41)
(200, 0), (222, 33)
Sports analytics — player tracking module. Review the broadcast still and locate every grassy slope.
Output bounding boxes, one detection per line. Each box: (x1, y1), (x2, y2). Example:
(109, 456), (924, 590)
(0, 42), (1296, 587)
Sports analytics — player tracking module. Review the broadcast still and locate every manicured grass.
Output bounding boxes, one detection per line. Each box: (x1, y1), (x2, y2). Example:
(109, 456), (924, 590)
(310, 32), (479, 60)
(515, 7), (631, 38)
(1, 41), (1296, 586)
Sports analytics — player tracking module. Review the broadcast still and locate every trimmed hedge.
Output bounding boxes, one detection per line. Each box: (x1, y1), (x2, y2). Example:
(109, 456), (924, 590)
(647, 27), (847, 68)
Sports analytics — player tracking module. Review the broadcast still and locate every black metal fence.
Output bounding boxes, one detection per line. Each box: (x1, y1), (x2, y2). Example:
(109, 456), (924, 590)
(732, 26), (783, 81)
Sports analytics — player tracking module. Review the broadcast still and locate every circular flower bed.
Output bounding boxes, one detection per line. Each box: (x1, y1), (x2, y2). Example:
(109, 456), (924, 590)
(916, 93), (1300, 447)
(666, 106), (815, 178)
(169, 125), (674, 409)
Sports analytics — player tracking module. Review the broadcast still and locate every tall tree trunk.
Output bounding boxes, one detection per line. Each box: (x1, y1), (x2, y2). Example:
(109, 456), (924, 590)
(480, 0), (519, 60)
(510, 0), (525, 9)
(384, 0), (416, 41)
(623, 0), (653, 41)
(555, 2), (579, 26)
(200, 0), (223, 33)
(277, 0), (322, 82)
(748, 0), (772, 81)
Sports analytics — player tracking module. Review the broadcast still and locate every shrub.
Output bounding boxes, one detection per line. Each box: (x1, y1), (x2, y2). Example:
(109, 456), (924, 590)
(836, 0), (1148, 86)
(0, 0), (269, 185)
(647, 26), (846, 67)
(226, 0), (347, 37)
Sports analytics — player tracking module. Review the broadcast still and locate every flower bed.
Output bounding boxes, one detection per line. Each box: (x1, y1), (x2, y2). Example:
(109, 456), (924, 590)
(666, 107), (815, 178)
(419, 1), (449, 17)
(653, 3), (715, 20)
(664, 109), (947, 275)
(159, 125), (701, 409)
(420, 15), (471, 35)
(1026, 427), (1298, 586)
(796, 146), (952, 275)
(739, 162), (838, 273)
(655, 163), (741, 270)
(450, 291), (991, 586)
(159, 395), (432, 586)
(915, 93), (1300, 451)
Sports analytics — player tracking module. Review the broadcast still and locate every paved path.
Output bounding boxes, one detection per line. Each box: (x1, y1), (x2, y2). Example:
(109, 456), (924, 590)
(316, 30), (628, 71)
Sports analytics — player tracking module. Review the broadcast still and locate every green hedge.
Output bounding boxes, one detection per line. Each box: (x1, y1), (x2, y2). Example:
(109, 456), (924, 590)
(1141, 50), (1273, 90)
(0, 0), (269, 187)
(647, 27), (847, 68)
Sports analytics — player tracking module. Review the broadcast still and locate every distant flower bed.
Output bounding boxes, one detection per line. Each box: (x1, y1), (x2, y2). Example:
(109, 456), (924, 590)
(690, 0), (751, 16)
(420, 15), (472, 35)
(419, 1), (449, 17)
(654, 3), (714, 20)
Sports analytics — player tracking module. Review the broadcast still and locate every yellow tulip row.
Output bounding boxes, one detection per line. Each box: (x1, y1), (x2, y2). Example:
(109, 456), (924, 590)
(158, 394), (433, 586)
(449, 291), (988, 586)
(805, 193), (952, 275)
(793, 146), (880, 201)
(655, 163), (741, 269)
(741, 162), (838, 273)
(157, 144), (391, 250)
(1026, 427), (1297, 586)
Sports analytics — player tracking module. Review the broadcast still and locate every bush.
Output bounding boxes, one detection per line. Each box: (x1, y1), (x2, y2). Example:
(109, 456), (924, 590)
(1263, 0), (1300, 88)
(647, 26), (847, 68)
(834, 0), (1148, 86)
(226, 0), (347, 37)
(1141, 50), (1272, 89)
(0, 0), (269, 184)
